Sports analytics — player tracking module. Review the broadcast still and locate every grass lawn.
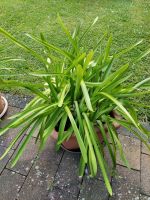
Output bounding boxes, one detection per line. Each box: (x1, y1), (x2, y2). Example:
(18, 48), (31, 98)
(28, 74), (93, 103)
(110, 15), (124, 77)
(0, 0), (150, 119)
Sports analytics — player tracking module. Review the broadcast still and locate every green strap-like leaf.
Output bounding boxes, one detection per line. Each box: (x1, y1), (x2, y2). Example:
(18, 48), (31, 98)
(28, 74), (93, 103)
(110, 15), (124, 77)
(86, 63), (129, 89)
(103, 34), (112, 64)
(0, 103), (58, 137)
(0, 79), (49, 101)
(97, 120), (116, 168)
(79, 16), (98, 43)
(26, 33), (72, 60)
(74, 101), (84, 136)
(133, 77), (150, 90)
(30, 72), (66, 77)
(11, 118), (42, 167)
(0, 119), (34, 160)
(83, 50), (94, 71)
(99, 92), (143, 132)
(57, 14), (77, 50)
(93, 32), (107, 52)
(0, 104), (46, 136)
(83, 120), (97, 176)
(74, 65), (83, 100)
(133, 48), (150, 63)
(65, 106), (87, 163)
(65, 53), (86, 74)
(81, 79), (94, 112)
(110, 117), (150, 151)
(40, 109), (63, 150)
(56, 126), (73, 145)
(106, 120), (130, 168)
(58, 84), (69, 107)
(102, 56), (114, 80)
(83, 113), (112, 195)
(35, 116), (47, 144)
(114, 40), (143, 58)
(56, 113), (68, 151)
(79, 135), (88, 177)
(116, 90), (150, 98)
(0, 27), (47, 65)
(0, 57), (25, 63)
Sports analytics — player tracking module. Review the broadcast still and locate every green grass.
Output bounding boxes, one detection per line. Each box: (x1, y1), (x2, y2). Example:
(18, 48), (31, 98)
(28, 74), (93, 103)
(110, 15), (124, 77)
(0, 0), (150, 119)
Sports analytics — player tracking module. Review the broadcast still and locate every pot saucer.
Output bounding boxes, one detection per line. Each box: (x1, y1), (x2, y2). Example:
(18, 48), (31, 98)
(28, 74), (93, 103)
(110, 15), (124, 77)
(61, 144), (81, 154)
(0, 96), (8, 119)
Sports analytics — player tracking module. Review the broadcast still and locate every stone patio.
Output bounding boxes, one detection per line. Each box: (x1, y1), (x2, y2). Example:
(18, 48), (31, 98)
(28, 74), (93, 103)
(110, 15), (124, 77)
(0, 94), (150, 200)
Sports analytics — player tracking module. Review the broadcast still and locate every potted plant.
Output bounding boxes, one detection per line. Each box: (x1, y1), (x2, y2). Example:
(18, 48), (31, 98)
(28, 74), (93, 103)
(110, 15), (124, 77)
(0, 46), (10, 118)
(0, 16), (150, 195)
(0, 94), (8, 118)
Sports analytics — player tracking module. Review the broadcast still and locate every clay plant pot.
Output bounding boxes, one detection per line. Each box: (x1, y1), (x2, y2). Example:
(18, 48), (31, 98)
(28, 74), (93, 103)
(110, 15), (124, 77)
(0, 95), (8, 118)
(51, 111), (121, 151)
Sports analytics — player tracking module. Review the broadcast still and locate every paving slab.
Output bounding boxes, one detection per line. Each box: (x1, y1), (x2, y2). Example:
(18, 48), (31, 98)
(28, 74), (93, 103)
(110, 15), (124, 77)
(1, 106), (21, 119)
(7, 137), (38, 176)
(2, 93), (32, 109)
(117, 126), (133, 137)
(118, 122), (150, 141)
(140, 194), (150, 200)
(132, 122), (150, 139)
(142, 143), (150, 155)
(78, 177), (109, 200)
(0, 145), (14, 174)
(141, 154), (150, 196)
(110, 165), (140, 200)
(48, 186), (79, 200)
(142, 123), (150, 131)
(74, 147), (112, 185)
(116, 134), (141, 170)
(0, 100), (150, 200)
(104, 145), (114, 171)
(0, 106), (24, 149)
(93, 145), (114, 182)
(0, 169), (25, 200)
(26, 124), (40, 138)
(48, 152), (81, 200)
(18, 138), (63, 200)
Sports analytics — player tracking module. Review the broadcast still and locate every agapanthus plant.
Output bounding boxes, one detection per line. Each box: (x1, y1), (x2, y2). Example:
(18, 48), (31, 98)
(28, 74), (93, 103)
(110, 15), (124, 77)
(0, 16), (150, 195)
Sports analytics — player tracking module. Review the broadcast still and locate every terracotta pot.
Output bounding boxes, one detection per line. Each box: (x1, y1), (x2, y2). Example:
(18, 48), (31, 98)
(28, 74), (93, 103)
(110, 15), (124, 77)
(0, 95), (8, 118)
(0, 96), (4, 113)
(51, 111), (121, 151)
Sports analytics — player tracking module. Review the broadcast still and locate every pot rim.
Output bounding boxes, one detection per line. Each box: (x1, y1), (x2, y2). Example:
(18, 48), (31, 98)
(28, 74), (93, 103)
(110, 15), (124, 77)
(59, 110), (121, 139)
(0, 96), (8, 119)
(52, 110), (121, 152)
(61, 144), (81, 154)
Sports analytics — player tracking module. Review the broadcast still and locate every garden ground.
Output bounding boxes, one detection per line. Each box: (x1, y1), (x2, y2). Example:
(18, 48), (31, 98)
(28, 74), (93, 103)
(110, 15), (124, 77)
(0, 0), (150, 119)
(1, 0), (150, 83)
(0, 94), (150, 200)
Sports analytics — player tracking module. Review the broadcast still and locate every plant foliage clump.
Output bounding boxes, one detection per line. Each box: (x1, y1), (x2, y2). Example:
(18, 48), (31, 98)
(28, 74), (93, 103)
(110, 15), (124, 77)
(0, 16), (150, 195)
